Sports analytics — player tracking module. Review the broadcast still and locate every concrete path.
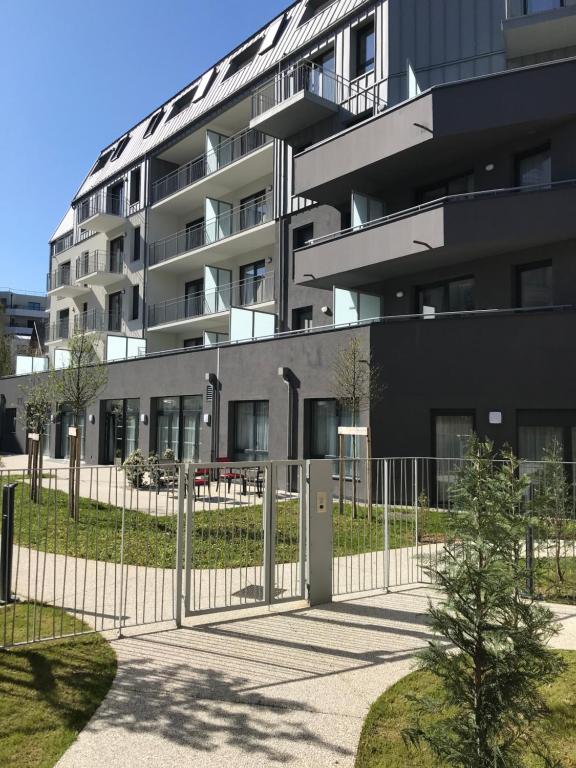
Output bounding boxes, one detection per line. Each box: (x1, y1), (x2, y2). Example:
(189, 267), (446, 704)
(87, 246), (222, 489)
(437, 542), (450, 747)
(53, 587), (576, 768)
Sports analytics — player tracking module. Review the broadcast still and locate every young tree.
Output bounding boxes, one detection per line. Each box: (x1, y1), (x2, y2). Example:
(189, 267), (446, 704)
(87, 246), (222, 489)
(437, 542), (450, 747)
(331, 336), (382, 516)
(51, 329), (107, 519)
(531, 440), (571, 590)
(405, 438), (565, 768)
(19, 373), (53, 501)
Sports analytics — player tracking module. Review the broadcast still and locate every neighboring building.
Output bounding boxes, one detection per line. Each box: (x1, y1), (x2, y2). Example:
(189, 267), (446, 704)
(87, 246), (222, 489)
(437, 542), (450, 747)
(0, 288), (47, 372)
(3, 0), (576, 471)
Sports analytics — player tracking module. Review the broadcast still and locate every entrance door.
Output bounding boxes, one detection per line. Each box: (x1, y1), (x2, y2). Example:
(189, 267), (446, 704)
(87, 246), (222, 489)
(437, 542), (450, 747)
(185, 278), (204, 318)
(109, 236), (124, 273)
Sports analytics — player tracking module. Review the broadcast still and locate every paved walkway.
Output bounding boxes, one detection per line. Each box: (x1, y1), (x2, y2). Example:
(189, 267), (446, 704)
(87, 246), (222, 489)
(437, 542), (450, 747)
(53, 588), (576, 768)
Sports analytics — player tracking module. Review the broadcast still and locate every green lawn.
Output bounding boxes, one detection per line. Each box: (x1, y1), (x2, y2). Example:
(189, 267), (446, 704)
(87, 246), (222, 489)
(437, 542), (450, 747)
(0, 604), (116, 768)
(533, 556), (576, 604)
(2, 475), (445, 569)
(355, 650), (576, 768)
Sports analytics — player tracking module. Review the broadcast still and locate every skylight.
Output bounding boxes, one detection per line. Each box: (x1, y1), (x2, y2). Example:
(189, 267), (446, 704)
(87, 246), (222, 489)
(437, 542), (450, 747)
(90, 149), (113, 175)
(224, 38), (262, 80)
(110, 135), (131, 162)
(299, 0), (335, 25)
(144, 110), (164, 138)
(167, 88), (198, 121)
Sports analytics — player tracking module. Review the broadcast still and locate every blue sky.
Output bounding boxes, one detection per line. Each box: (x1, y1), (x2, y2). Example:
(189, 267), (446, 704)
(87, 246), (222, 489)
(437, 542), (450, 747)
(0, 0), (289, 293)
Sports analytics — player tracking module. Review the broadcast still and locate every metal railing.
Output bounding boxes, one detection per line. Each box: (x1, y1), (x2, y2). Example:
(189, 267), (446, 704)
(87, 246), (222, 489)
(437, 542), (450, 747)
(74, 309), (120, 334)
(148, 191), (273, 267)
(46, 267), (73, 292)
(300, 178), (576, 250)
(151, 128), (272, 204)
(77, 190), (125, 224)
(75, 250), (124, 280)
(506, 0), (567, 18)
(47, 319), (71, 341)
(147, 272), (275, 328)
(251, 60), (384, 120)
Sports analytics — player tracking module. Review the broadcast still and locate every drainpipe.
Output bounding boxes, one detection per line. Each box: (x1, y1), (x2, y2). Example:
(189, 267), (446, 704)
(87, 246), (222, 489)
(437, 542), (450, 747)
(278, 367), (296, 490)
(205, 371), (219, 463)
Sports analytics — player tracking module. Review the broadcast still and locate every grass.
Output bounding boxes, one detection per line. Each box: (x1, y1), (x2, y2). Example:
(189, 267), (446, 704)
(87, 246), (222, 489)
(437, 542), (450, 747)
(533, 556), (576, 604)
(1, 475), (446, 570)
(355, 650), (576, 768)
(0, 604), (116, 768)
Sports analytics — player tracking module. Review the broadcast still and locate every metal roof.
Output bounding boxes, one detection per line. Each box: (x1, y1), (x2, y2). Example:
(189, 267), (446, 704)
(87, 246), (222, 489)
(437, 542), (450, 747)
(50, 208), (74, 242)
(73, 0), (372, 201)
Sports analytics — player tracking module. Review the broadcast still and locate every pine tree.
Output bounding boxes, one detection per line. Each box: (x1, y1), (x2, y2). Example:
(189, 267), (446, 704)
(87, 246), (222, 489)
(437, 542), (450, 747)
(405, 438), (566, 768)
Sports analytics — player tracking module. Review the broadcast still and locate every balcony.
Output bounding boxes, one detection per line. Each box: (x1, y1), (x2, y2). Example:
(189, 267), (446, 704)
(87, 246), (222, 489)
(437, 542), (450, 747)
(75, 250), (125, 289)
(148, 192), (275, 273)
(74, 309), (122, 335)
(76, 190), (126, 234)
(47, 320), (71, 343)
(151, 128), (273, 213)
(250, 62), (381, 141)
(46, 267), (88, 299)
(294, 180), (576, 289)
(504, 0), (576, 58)
(147, 273), (275, 334)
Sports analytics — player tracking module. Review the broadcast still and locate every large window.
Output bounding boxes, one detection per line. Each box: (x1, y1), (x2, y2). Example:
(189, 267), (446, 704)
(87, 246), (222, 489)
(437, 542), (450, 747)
(104, 399), (139, 464)
(59, 406), (86, 460)
(417, 173), (474, 205)
(240, 260), (266, 305)
(355, 24), (375, 76)
(515, 145), (551, 188)
(232, 401), (269, 461)
(417, 277), (475, 315)
(155, 395), (202, 461)
(240, 190), (268, 230)
(308, 399), (355, 475)
(433, 412), (475, 503)
(524, 1), (564, 15)
(516, 262), (552, 308)
(518, 411), (576, 467)
(108, 291), (123, 332)
(292, 306), (313, 330)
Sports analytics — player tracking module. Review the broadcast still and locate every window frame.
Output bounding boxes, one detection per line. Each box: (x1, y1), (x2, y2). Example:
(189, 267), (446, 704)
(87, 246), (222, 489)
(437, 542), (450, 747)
(514, 143), (551, 189)
(355, 23), (375, 77)
(515, 260), (553, 309)
(415, 275), (475, 315)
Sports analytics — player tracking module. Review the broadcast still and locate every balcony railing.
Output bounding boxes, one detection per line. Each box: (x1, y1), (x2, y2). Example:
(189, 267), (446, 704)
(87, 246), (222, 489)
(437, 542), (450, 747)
(299, 178), (573, 249)
(48, 320), (71, 342)
(151, 128), (272, 204)
(147, 272), (274, 328)
(251, 61), (384, 120)
(506, 0), (566, 18)
(47, 267), (73, 292)
(77, 190), (125, 224)
(75, 250), (124, 280)
(148, 191), (273, 267)
(74, 309), (121, 334)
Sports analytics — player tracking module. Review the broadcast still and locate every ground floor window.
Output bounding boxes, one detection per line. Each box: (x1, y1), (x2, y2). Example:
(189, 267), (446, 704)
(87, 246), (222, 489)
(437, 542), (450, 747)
(155, 395), (202, 461)
(231, 401), (269, 461)
(307, 399), (355, 476)
(103, 399), (140, 464)
(433, 411), (475, 503)
(517, 411), (576, 475)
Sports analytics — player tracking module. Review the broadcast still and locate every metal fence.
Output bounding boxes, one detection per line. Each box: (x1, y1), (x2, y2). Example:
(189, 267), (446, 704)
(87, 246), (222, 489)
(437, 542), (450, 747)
(0, 460), (304, 648)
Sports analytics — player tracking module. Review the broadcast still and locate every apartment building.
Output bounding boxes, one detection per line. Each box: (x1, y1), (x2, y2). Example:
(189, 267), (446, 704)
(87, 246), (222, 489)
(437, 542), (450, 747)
(3, 0), (576, 471)
(0, 288), (47, 369)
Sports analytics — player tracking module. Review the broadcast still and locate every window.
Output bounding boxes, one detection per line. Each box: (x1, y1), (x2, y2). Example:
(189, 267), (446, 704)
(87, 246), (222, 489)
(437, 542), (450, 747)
(240, 260), (266, 305)
(224, 39), (262, 80)
(27, 301), (42, 311)
(299, 0), (335, 25)
(308, 399), (355, 475)
(293, 224), (314, 250)
(103, 399), (140, 464)
(516, 262), (552, 308)
(168, 88), (197, 121)
(232, 401), (269, 461)
(183, 337), (203, 348)
(57, 308), (69, 339)
(5, 408), (16, 435)
(144, 110), (164, 138)
(433, 412), (475, 503)
(108, 291), (122, 332)
(516, 145), (551, 188)
(107, 181), (124, 216)
(51, 231), (74, 256)
(517, 410), (576, 482)
(133, 226), (141, 262)
(293, 306), (313, 330)
(240, 190), (268, 230)
(355, 24), (375, 77)
(525, 1), (564, 14)
(417, 277), (475, 315)
(130, 167), (141, 205)
(418, 172), (474, 204)
(155, 395), (202, 461)
(109, 235), (124, 272)
(110, 135), (130, 162)
(91, 150), (113, 175)
(131, 286), (139, 321)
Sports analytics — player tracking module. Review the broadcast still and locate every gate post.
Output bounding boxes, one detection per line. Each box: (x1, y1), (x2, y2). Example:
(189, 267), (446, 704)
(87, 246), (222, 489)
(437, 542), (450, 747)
(175, 464), (186, 627)
(384, 459), (390, 593)
(306, 460), (333, 606)
(0, 484), (17, 604)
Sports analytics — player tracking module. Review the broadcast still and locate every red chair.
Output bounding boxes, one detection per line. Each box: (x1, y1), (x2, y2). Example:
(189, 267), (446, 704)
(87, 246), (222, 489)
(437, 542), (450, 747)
(193, 467), (210, 498)
(216, 458), (243, 492)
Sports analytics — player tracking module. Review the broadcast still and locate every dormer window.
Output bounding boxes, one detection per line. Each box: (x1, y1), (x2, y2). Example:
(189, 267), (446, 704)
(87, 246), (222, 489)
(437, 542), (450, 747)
(144, 110), (164, 138)
(167, 88), (198, 121)
(224, 38), (262, 80)
(110, 135), (131, 162)
(299, 0), (335, 26)
(90, 149), (113, 175)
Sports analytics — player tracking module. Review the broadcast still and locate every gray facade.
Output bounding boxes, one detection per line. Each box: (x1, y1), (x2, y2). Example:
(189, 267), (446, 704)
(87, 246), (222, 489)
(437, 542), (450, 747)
(3, 0), (576, 471)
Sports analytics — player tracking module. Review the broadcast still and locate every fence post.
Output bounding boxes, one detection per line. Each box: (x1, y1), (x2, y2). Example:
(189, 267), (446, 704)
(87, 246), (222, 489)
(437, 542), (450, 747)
(384, 460), (390, 593)
(175, 465), (185, 627)
(526, 523), (535, 597)
(263, 463), (275, 605)
(0, 484), (17, 604)
(306, 460), (333, 606)
(184, 463), (195, 616)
